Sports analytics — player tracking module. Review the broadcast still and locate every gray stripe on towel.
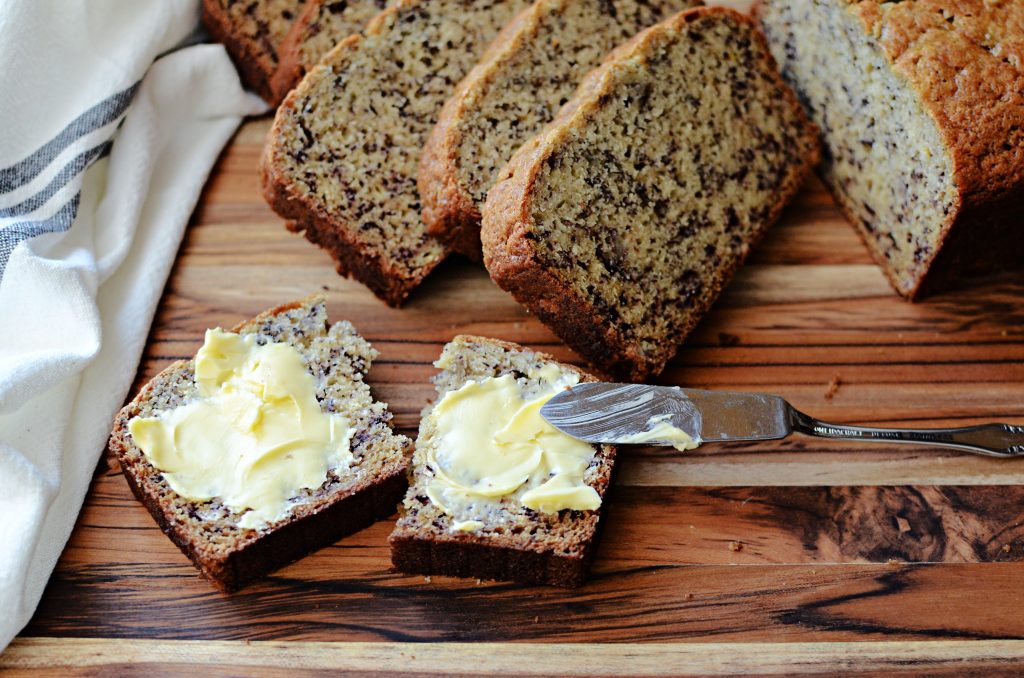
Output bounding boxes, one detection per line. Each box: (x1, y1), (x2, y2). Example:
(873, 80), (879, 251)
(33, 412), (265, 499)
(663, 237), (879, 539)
(0, 194), (81, 277)
(0, 83), (138, 194)
(0, 142), (110, 218)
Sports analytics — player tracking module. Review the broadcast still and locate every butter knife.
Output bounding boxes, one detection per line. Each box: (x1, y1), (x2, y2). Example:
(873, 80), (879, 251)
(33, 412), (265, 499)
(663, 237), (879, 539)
(539, 383), (1024, 458)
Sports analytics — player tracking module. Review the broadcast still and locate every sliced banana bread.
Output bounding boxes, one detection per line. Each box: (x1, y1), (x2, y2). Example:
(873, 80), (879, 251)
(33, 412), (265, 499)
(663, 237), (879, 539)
(482, 7), (818, 381)
(262, 0), (531, 307)
(756, 0), (1024, 298)
(109, 296), (411, 591)
(270, 0), (395, 103)
(390, 335), (617, 587)
(202, 0), (307, 103)
(420, 0), (702, 259)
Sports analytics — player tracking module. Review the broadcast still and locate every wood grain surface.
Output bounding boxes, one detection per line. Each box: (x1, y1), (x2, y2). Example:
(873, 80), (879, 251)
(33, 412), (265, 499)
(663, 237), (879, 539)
(8, 116), (1024, 674)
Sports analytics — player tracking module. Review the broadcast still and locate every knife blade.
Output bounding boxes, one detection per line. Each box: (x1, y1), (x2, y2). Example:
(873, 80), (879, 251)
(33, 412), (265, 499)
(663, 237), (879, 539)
(539, 382), (791, 445)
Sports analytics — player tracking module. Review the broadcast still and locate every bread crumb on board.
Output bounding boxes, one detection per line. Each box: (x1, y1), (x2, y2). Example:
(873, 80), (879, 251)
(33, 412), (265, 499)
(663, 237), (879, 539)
(824, 374), (842, 401)
(729, 541), (744, 552)
(718, 332), (741, 347)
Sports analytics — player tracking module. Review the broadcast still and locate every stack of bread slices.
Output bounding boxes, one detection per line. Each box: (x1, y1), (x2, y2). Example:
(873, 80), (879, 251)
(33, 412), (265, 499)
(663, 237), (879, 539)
(205, 0), (824, 380)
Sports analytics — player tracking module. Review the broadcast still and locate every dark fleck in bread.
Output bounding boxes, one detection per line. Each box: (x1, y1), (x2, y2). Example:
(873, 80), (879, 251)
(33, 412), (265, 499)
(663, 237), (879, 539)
(261, 0), (531, 307)
(756, 0), (1024, 299)
(481, 7), (819, 382)
(420, 0), (702, 260)
(201, 0), (307, 104)
(271, 0), (395, 103)
(109, 296), (411, 591)
(389, 335), (617, 587)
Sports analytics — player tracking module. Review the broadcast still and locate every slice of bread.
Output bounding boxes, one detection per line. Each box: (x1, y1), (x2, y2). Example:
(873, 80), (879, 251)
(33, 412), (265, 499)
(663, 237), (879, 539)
(271, 0), (395, 103)
(109, 296), (411, 591)
(390, 335), (617, 587)
(202, 0), (307, 103)
(481, 7), (819, 381)
(261, 0), (531, 307)
(756, 0), (1024, 298)
(420, 0), (702, 260)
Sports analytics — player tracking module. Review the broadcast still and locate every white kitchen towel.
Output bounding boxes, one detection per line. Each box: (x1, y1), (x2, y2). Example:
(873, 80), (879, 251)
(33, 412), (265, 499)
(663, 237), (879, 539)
(0, 0), (267, 650)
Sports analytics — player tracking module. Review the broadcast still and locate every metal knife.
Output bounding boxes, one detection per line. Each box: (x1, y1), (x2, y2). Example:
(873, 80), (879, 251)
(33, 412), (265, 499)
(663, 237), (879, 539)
(539, 382), (1024, 458)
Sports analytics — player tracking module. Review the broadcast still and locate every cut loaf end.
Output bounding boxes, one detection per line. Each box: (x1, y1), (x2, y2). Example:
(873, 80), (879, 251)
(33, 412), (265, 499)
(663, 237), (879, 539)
(756, 0), (1024, 298)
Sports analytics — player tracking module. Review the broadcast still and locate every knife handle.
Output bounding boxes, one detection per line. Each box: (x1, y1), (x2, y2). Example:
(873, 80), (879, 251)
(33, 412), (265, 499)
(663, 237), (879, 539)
(787, 407), (1024, 458)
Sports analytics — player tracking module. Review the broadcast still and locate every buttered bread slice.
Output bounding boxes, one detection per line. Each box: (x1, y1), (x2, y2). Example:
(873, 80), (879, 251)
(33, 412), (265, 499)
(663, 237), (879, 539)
(109, 297), (411, 591)
(482, 7), (819, 381)
(271, 0), (396, 103)
(420, 0), (702, 259)
(262, 0), (531, 306)
(390, 335), (617, 587)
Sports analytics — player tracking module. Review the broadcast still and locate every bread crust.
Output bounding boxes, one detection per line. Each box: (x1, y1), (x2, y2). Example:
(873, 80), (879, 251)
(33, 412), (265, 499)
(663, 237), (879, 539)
(109, 298), (411, 591)
(271, 0), (390, 106)
(482, 7), (818, 381)
(389, 335), (617, 587)
(201, 0), (281, 104)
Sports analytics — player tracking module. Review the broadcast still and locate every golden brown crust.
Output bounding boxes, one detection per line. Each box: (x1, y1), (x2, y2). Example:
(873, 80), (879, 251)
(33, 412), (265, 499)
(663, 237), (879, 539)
(482, 7), (818, 381)
(270, 0), (391, 106)
(847, 0), (1023, 209)
(109, 298), (411, 591)
(389, 335), (617, 587)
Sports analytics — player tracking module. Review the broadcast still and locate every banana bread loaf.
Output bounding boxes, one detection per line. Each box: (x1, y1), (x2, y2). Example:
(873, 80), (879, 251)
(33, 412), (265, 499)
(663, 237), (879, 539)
(390, 335), (617, 587)
(420, 0), (702, 259)
(756, 0), (1024, 298)
(202, 0), (307, 103)
(109, 297), (411, 591)
(261, 0), (531, 306)
(482, 7), (819, 381)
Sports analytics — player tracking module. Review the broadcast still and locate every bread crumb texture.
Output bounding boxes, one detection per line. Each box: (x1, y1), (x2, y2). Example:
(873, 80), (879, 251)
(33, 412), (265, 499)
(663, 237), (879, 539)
(483, 8), (818, 380)
(203, 0), (308, 99)
(264, 0), (530, 305)
(291, 0), (391, 73)
(423, 0), (701, 256)
(273, 0), (395, 99)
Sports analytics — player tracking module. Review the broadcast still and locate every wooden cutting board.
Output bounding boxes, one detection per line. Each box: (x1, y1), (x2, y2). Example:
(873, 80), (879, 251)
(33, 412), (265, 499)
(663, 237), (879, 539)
(5, 118), (1024, 676)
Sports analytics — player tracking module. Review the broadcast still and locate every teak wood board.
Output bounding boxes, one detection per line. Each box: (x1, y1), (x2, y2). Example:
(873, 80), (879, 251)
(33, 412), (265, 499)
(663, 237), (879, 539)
(5, 118), (1024, 676)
